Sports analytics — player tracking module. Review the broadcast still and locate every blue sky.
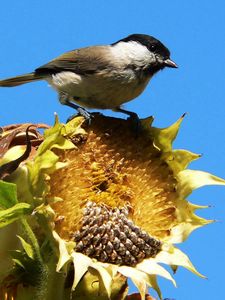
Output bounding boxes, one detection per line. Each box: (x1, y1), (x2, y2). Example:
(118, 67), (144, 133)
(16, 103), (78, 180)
(0, 1), (224, 299)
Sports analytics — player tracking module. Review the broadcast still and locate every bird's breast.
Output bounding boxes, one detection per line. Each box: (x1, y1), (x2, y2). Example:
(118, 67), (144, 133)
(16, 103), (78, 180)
(48, 69), (151, 109)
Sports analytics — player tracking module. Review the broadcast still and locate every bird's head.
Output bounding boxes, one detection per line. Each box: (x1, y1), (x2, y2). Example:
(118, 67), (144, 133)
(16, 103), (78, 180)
(112, 34), (178, 74)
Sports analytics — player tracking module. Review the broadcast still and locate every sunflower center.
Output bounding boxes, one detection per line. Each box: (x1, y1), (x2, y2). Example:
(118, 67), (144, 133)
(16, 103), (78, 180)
(73, 201), (161, 266)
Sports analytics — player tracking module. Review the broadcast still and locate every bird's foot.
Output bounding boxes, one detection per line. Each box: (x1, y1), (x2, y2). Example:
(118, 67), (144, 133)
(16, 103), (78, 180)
(129, 114), (142, 137)
(63, 102), (92, 124)
(76, 106), (93, 123)
(66, 108), (93, 124)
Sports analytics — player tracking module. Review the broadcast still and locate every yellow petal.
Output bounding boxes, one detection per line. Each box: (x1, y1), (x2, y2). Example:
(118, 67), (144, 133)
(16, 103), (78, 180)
(147, 275), (162, 300)
(177, 169), (225, 197)
(164, 198), (213, 244)
(90, 263), (112, 298)
(150, 114), (185, 152)
(119, 266), (149, 300)
(53, 231), (74, 271)
(136, 258), (176, 286)
(167, 219), (213, 243)
(140, 116), (154, 129)
(71, 252), (93, 290)
(156, 246), (205, 278)
(169, 149), (201, 173)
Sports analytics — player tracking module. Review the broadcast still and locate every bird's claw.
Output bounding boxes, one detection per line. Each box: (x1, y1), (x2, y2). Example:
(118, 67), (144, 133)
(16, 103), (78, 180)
(127, 113), (142, 137)
(66, 109), (93, 124)
(76, 107), (93, 124)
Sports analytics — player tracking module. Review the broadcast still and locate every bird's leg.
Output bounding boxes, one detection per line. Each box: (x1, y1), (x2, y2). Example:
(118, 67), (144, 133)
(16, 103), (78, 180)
(59, 92), (92, 123)
(113, 107), (138, 119)
(113, 106), (141, 135)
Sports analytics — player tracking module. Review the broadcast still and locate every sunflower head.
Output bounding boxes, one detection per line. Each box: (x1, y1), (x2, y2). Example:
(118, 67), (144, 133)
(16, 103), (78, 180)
(0, 114), (224, 300)
(50, 115), (175, 266)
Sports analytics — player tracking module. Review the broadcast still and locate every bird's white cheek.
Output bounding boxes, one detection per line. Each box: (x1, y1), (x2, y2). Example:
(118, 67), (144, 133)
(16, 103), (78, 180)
(111, 41), (154, 67)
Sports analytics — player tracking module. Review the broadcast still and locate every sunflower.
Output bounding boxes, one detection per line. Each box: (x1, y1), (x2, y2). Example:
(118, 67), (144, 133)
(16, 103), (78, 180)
(0, 114), (224, 300)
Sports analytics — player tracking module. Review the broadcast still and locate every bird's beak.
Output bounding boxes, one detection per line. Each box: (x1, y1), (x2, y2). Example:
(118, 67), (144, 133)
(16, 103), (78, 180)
(164, 58), (178, 68)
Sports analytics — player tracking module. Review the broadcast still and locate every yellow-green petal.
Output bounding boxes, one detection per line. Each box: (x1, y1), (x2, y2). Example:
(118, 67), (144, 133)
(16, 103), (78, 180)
(119, 266), (148, 300)
(177, 169), (225, 197)
(156, 245), (205, 278)
(71, 252), (93, 290)
(169, 149), (201, 173)
(136, 259), (176, 287)
(53, 231), (73, 272)
(150, 114), (185, 153)
(90, 263), (112, 298)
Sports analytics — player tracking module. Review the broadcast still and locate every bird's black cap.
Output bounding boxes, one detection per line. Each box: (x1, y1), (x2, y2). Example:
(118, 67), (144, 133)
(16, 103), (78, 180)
(113, 34), (171, 59)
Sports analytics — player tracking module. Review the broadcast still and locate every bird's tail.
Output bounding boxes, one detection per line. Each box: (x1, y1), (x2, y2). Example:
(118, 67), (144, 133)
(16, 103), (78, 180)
(0, 72), (44, 87)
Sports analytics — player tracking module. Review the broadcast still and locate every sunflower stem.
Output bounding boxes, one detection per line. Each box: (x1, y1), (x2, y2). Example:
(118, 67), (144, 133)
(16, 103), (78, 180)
(20, 217), (43, 263)
(40, 261), (67, 300)
(19, 218), (48, 300)
(20, 217), (68, 300)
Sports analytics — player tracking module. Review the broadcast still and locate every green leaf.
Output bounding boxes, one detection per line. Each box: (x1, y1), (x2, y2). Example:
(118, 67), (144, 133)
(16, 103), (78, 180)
(38, 119), (63, 155)
(0, 180), (18, 208)
(0, 203), (31, 228)
(28, 150), (59, 195)
(38, 116), (75, 156)
(17, 235), (35, 259)
(12, 258), (25, 269)
(10, 249), (26, 268)
(32, 150), (59, 176)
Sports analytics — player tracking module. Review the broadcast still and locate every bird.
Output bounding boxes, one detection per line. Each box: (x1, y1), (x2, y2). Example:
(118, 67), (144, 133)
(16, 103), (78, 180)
(0, 34), (177, 118)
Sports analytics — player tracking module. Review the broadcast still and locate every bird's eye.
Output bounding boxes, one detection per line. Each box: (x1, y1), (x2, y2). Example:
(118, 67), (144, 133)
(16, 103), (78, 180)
(150, 44), (156, 51)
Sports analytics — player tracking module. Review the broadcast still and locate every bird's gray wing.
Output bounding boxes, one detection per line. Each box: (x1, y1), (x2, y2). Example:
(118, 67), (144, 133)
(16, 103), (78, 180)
(35, 46), (112, 76)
